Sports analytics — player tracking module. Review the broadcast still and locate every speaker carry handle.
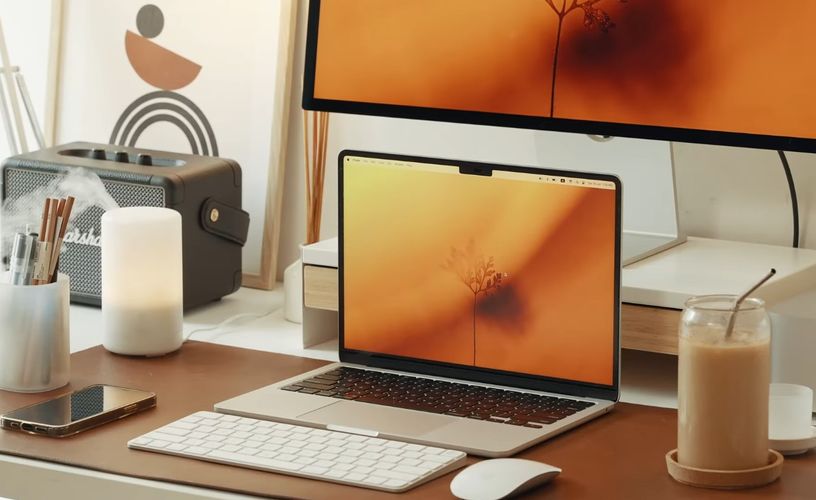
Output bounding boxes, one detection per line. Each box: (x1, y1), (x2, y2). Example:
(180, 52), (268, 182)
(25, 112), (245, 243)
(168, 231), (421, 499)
(200, 198), (249, 246)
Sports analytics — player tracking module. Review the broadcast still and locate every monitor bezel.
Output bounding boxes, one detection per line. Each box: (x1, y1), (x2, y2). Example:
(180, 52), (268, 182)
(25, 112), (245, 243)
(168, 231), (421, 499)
(338, 150), (622, 402)
(304, 0), (816, 154)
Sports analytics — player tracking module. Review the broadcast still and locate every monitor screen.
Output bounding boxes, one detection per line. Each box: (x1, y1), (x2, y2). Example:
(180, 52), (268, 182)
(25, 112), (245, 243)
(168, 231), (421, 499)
(341, 153), (619, 388)
(305, 1), (816, 152)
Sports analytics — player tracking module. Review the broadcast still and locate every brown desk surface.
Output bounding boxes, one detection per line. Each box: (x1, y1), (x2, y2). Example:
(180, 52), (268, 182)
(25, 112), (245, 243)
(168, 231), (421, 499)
(0, 343), (813, 499)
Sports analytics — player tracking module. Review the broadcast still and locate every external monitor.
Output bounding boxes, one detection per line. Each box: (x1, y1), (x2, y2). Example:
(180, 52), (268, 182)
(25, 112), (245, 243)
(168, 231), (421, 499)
(304, 0), (816, 153)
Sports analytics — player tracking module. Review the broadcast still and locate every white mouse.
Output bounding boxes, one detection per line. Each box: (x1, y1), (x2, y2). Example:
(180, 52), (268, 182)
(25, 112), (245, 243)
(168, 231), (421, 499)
(450, 458), (561, 500)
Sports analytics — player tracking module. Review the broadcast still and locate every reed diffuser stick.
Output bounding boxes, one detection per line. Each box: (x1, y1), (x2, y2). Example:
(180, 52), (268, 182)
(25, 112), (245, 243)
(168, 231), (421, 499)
(302, 110), (330, 245)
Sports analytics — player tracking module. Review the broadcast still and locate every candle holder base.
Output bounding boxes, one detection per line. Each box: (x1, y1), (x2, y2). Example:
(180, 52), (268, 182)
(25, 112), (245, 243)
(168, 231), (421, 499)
(666, 449), (783, 489)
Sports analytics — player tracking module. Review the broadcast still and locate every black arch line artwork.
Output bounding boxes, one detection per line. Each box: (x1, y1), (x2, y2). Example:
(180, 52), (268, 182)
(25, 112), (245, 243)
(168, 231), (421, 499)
(109, 91), (219, 156)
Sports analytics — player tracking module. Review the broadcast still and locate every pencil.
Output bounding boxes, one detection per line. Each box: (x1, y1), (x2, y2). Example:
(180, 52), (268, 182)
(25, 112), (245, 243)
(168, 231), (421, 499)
(33, 198), (52, 285)
(49, 196), (75, 283)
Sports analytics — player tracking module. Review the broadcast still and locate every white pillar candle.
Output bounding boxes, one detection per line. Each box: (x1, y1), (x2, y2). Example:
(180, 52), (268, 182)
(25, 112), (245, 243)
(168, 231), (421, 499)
(102, 207), (183, 356)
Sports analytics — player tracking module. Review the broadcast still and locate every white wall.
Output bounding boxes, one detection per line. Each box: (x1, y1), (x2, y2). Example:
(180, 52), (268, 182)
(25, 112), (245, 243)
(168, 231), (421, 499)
(674, 143), (816, 249)
(0, 0), (53, 157)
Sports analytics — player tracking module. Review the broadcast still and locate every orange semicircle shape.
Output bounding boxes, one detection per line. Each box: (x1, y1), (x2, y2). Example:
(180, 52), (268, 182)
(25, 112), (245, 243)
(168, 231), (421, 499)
(125, 30), (202, 91)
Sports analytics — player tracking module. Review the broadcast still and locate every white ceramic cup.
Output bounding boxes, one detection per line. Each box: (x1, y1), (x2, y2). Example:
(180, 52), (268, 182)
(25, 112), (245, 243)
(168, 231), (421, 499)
(0, 273), (70, 392)
(769, 383), (814, 440)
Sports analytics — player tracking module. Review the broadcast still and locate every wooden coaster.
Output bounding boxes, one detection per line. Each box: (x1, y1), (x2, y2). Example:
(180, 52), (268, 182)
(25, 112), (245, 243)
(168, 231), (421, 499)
(666, 449), (783, 489)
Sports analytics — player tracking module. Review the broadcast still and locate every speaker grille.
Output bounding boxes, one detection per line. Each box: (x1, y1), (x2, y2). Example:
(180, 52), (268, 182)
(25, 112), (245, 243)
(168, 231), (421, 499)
(3, 168), (165, 300)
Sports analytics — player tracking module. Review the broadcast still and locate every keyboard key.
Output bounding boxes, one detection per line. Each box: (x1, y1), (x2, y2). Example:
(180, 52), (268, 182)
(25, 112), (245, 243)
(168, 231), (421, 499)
(377, 469), (418, 482)
(384, 479), (408, 489)
(303, 465), (330, 475)
(209, 450), (303, 471)
(422, 454), (455, 464)
(395, 464), (431, 476)
(364, 476), (387, 486)
(147, 432), (185, 444)
(345, 472), (366, 482)
(170, 421), (198, 431)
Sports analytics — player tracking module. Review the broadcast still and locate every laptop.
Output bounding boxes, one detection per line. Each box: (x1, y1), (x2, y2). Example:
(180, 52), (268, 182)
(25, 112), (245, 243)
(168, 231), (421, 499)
(217, 151), (622, 457)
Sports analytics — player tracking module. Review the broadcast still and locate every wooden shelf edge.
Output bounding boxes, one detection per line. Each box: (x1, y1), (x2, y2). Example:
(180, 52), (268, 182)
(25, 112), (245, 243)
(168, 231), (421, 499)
(621, 303), (681, 355)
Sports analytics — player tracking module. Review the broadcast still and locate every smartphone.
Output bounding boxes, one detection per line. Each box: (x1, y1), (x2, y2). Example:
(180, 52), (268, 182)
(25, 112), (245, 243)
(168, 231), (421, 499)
(0, 384), (156, 437)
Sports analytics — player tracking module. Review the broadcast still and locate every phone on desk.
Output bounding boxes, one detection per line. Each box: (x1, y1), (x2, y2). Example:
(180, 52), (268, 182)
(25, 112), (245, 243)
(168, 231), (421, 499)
(0, 384), (156, 437)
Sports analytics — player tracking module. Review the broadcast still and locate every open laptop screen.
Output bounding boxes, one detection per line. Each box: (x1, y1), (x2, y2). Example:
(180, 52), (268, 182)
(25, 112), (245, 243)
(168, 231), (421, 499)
(340, 152), (620, 390)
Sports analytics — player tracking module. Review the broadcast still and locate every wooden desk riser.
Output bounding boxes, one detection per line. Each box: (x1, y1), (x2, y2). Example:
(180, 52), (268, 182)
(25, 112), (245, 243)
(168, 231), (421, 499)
(1, 343), (812, 499)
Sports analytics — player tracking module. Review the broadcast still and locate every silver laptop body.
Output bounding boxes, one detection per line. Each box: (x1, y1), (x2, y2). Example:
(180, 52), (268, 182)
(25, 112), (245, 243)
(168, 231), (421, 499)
(217, 151), (622, 458)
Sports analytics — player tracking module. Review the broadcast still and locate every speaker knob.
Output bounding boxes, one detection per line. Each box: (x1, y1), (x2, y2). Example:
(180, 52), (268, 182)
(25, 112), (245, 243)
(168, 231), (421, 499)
(136, 154), (153, 166)
(114, 151), (129, 163)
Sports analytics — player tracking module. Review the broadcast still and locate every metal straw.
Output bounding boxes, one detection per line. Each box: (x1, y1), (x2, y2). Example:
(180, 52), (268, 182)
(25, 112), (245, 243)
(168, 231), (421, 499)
(725, 268), (776, 338)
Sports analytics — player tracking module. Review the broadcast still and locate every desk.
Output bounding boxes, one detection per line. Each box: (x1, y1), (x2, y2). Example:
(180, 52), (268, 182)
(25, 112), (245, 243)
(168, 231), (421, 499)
(0, 286), (808, 499)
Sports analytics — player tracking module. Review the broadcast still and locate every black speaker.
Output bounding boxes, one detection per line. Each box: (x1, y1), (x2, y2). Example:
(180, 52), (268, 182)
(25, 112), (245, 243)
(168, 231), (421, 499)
(2, 142), (249, 309)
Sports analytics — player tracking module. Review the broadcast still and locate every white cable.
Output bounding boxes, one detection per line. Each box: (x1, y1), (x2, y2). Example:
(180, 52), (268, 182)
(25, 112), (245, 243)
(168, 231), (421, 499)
(183, 307), (280, 343)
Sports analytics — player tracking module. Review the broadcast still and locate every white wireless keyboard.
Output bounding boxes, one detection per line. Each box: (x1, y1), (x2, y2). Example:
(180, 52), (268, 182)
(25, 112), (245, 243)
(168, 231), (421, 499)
(128, 411), (467, 492)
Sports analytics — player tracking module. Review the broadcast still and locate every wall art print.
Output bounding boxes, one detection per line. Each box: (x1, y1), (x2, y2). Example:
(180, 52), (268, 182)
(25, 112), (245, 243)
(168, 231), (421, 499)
(49, 0), (297, 288)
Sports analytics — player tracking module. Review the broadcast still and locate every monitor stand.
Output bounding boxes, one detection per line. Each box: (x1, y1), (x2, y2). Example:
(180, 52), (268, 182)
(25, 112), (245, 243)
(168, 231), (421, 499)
(534, 133), (686, 266)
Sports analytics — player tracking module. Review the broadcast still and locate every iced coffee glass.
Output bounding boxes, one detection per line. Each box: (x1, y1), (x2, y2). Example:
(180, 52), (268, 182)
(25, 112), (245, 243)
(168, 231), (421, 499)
(677, 295), (770, 471)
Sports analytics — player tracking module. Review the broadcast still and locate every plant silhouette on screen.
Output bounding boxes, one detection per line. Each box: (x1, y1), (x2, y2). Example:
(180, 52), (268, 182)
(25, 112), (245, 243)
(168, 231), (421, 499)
(443, 240), (506, 364)
(544, 0), (625, 117)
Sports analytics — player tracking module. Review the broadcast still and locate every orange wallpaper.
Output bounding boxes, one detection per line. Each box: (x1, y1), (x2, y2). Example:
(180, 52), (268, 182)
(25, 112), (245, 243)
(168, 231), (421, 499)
(343, 159), (616, 386)
(315, 0), (816, 139)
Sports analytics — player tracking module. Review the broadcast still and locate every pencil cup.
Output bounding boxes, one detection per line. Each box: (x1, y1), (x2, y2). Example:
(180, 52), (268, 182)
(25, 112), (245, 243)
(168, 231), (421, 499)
(0, 274), (70, 393)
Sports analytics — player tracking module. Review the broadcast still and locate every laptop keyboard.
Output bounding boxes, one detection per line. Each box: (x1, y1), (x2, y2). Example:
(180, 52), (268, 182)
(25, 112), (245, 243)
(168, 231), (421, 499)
(282, 367), (595, 428)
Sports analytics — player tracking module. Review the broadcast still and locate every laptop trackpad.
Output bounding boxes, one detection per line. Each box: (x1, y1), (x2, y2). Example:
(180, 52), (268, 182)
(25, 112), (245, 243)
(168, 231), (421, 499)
(298, 401), (451, 436)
